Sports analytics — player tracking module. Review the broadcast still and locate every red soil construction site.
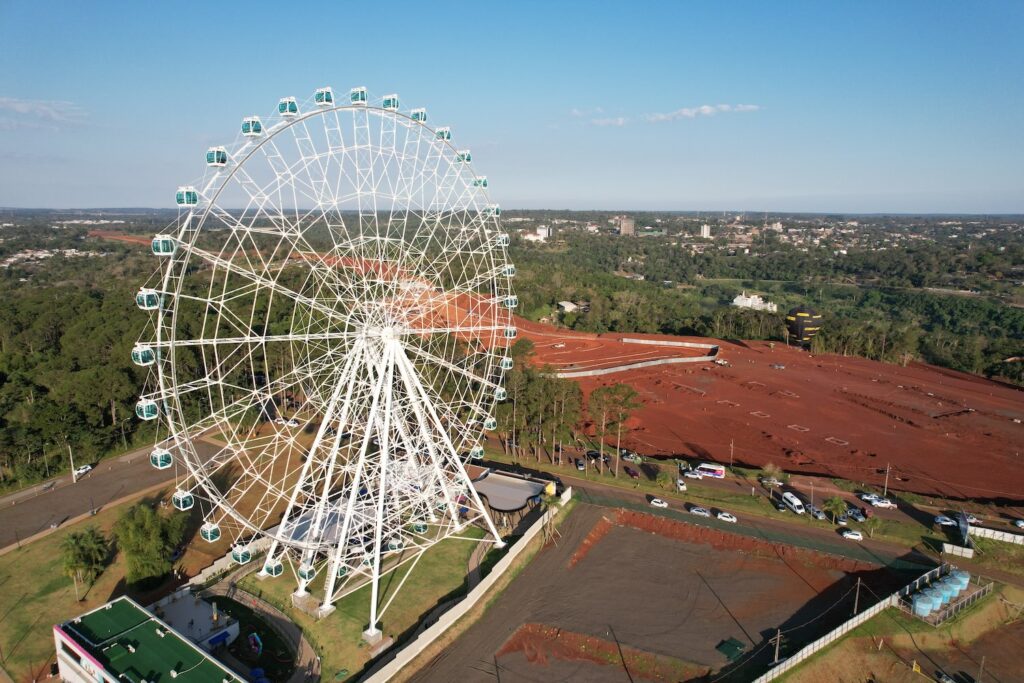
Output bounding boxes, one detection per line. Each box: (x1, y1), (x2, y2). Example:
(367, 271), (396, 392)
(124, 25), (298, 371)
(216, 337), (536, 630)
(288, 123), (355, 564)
(515, 318), (1024, 503)
(90, 231), (1022, 502)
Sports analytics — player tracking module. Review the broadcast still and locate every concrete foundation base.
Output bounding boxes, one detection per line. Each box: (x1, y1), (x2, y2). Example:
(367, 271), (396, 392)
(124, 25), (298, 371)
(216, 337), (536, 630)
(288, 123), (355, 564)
(362, 627), (383, 645)
(317, 604), (336, 619)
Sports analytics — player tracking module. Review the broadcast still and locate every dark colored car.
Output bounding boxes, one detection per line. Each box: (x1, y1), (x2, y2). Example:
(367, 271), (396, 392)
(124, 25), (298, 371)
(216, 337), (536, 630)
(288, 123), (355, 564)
(624, 466), (640, 480)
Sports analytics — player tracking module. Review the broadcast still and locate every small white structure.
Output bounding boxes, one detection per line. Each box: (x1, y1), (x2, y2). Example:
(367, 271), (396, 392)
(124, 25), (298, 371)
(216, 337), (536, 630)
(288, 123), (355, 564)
(557, 301), (578, 313)
(523, 225), (551, 243)
(732, 291), (778, 313)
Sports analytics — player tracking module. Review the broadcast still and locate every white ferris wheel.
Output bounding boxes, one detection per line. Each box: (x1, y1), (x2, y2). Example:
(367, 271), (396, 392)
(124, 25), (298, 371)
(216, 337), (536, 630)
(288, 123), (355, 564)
(131, 85), (516, 632)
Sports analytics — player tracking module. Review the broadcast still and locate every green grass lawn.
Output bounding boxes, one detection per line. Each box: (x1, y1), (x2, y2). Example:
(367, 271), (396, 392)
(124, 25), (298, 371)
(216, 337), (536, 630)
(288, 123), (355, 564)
(0, 496), (164, 679)
(239, 526), (485, 681)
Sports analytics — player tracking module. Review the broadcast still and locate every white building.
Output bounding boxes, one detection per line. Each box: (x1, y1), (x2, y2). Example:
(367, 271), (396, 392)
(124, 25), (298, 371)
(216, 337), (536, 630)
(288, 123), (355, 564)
(732, 291), (778, 313)
(557, 301), (578, 313)
(700, 224), (712, 239)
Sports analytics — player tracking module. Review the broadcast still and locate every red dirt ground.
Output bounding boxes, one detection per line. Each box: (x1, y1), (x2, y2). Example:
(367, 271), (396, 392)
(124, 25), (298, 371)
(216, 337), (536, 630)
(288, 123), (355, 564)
(496, 622), (708, 682)
(516, 327), (1022, 502)
(90, 230), (1022, 502)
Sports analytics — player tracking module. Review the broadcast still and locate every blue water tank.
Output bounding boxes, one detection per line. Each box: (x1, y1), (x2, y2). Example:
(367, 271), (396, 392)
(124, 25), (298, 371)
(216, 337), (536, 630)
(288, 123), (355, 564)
(950, 570), (970, 591)
(923, 587), (944, 609)
(912, 593), (936, 617)
(936, 579), (957, 605)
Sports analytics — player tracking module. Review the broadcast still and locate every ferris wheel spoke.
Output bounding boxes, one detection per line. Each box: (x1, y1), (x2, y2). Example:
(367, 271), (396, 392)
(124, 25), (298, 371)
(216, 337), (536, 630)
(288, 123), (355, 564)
(189, 244), (346, 323)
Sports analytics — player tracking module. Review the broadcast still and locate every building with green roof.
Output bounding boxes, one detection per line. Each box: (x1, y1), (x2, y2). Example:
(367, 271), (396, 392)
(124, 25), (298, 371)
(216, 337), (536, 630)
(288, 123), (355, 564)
(54, 596), (243, 683)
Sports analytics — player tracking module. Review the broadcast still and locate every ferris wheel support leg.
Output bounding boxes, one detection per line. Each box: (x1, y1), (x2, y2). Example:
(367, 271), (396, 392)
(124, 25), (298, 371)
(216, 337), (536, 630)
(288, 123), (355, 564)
(319, 342), (391, 617)
(363, 342), (397, 641)
(393, 347), (506, 549)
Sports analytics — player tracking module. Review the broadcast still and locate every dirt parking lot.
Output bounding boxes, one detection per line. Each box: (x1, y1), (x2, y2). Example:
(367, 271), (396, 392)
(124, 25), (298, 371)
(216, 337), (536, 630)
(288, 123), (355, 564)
(409, 503), (907, 682)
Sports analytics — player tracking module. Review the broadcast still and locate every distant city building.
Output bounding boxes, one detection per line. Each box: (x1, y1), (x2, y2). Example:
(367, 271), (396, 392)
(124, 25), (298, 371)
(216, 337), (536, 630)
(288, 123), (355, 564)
(55, 596), (242, 683)
(732, 291), (778, 313)
(523, 225), (551, 243)
(700, 223), (712, 239)
(619, 217), (636, 236)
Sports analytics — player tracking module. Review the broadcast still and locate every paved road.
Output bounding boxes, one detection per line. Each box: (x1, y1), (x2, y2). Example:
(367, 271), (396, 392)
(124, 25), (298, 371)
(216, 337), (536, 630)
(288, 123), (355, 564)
(0, 440), (219, 550)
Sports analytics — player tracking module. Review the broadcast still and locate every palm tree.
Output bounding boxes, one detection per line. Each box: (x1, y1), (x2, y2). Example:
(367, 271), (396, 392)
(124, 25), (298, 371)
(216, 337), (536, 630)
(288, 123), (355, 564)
(863, 516), (882, 538)
(60, 526), (108, 601)
(824, 496), (847, 524)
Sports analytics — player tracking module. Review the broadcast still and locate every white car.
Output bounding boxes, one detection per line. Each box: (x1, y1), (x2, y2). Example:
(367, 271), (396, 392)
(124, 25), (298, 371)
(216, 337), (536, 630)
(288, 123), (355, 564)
(1014, 520), (1024, 530)
(552, 342), (566, 349)
(841, 529), (863, 541)
(676, 479), (688, 492)
(717, 511), (737, 523)
(286, 418), (300, 428)
(689, 506), (711, 518)
(73, 464), (93, 478)
(858, 492), (880, 503)
(934, 515), (957, 527)
(965, 513), (979, 525)
(683, 470), (703, 480)
(274, 417), (286, 425)
(650, 498), (668, 509)
(760, 477), (783, 488)
(871, 498), (896, 509)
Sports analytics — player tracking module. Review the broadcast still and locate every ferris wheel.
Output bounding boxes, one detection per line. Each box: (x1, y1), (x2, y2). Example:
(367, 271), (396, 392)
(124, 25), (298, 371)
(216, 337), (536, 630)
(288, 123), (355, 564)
(131, 85), (516, 633)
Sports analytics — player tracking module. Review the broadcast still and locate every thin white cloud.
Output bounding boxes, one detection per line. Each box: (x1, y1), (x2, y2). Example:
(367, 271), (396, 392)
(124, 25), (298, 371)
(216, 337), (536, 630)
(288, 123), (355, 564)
(570, 106), (605, 118)
(646, 103), (760, 122)
(590, 116), (629, 127)
(0, 97), (88, 130)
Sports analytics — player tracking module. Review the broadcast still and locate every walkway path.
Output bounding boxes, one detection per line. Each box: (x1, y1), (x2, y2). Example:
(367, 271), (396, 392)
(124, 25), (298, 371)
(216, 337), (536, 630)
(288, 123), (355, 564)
(205, 564), (321, 683)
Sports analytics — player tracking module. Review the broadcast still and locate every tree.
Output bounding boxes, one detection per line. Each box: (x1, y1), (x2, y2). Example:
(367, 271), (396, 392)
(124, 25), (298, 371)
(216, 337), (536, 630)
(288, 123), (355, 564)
(607, 384), (642, 478)
(114, 504), (187, 585)
(655, 470), (671, 489)
(60, 526), (108, 601)
(588, 386), (615, 475)
(863, 516), (882, 538)
(823, 496), (848, 524)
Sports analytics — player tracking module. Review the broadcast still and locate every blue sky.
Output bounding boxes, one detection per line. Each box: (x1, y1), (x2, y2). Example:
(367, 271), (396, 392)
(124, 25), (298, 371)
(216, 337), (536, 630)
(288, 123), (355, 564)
(1, 1), (1022, 212)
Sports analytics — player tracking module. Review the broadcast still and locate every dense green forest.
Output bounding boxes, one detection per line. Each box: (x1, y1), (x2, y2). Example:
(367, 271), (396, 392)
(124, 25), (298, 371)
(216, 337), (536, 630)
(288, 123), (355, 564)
(0, 218), (1020, 492)
(509, 234), (1024, 384)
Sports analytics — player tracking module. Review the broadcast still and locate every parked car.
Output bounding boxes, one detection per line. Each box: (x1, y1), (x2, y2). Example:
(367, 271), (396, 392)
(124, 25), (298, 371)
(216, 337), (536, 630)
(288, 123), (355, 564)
(624, 466), (640, 479)
(716, 511), (737, 523)
(841, 529), (864, 541)
(650, 498), (668, 509)
(623, 452), (643, 464)
(836, 513), (848, 526)
(848, 508), (866, 523)
(871, 498), (896, 509)
(858, 492), (880, 503)
(807, 505), (826, 521)
(552, 342), (566, 349)
(689, 506), (711, 518)
(1014, 519), (1024, 530)
(965, 513), (979, 525)
(773, 499), (787, 512)
(683, 470), (703, 480)
(933, 671), (956, 683)
(676, 479), (688, 492)
(934, 515), (958, 527)
(73, 464), (93, 478)
(286, 418), (300, 428)
(586, 450), (601, 462)
(575, 459), (586, 471)
(759, 476), (783, 488)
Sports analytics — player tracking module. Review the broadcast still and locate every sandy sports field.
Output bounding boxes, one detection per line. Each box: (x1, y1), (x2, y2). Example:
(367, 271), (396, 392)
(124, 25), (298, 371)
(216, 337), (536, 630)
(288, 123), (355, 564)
(409, 504), (904, 682)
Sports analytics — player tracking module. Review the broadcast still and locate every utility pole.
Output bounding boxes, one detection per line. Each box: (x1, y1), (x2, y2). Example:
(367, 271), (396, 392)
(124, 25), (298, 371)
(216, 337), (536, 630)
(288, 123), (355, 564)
(67, 442), (78, 483)
(883, 463), (890, 498)
(810, 479), (815, 507)
(979, 655), (985, 681)
(772, 629), (782, 663)
(729, 439), (734, 468)
(853, 577), (862, 616)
